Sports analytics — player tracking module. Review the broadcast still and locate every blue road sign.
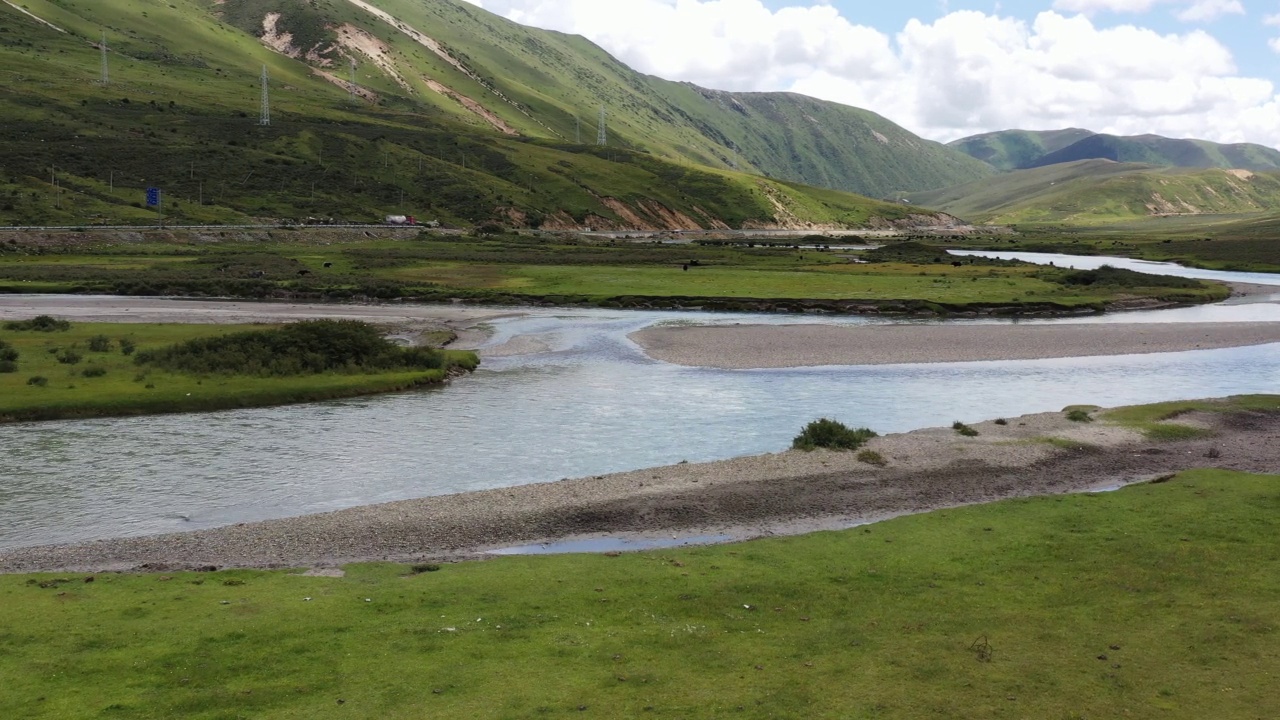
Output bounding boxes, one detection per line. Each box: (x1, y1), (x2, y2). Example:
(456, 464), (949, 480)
(146, 187), (160, 207)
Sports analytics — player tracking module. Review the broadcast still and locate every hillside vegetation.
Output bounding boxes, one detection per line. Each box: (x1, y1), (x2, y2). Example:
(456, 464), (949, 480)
(0, 0), (985, 228)
(951, 128), (1280, 172)
(907, 160), (1280, 225)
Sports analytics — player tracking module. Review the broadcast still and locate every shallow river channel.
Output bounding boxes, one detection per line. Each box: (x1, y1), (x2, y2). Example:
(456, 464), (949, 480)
(1, 252), (1278, 550)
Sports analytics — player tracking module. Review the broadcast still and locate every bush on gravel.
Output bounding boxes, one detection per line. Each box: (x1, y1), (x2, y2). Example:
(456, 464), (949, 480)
(793, 418), (877, 451)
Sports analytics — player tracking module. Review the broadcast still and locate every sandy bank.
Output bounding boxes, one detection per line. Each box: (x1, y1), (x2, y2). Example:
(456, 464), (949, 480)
(0, 295), (511, 349)
(630, 321), (1280, 369)
(2, 402), (1276, 573)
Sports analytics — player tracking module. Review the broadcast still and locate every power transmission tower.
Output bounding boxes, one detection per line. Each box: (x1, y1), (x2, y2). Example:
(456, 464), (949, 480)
(575, 116), (581, 144)
(99, 31), (108, 86)
(349, 58), (357, 102)
(596, 106), (606, 146)
(259, 65), (271, 126)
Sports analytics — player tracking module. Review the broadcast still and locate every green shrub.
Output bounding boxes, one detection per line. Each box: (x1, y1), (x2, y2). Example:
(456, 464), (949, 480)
(119, 338), (137, 355)
(0, 360), (16, 373)
(1058, 265), (1201, 289)
(27, 376), (48, 387)
(1066, 409), (1094, 423)
(57, 350), (83, 365)
(994, 418), (1008, 426)
(793, 418), (877, 452)
(87, 335), (113, 352)
(952, 421), (979, 437)
(4, 315), (71, 332)
(856, 449), (888, 467)
(135, 320), (448, 376)
(81, 367), (107, 378)
(0, 344), (17, 363)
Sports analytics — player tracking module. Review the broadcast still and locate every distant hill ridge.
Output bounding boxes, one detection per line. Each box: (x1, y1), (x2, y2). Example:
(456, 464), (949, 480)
(951, 129), (1280, 172)
(906, 159), (1280, 224)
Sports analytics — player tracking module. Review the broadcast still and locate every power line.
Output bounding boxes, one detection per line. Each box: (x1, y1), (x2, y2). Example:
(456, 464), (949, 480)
(259, 64), (271, 126)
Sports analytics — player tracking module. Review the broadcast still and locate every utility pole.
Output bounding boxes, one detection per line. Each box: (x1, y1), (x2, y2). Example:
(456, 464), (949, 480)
(576, 116), (581, 144)
(100, 31), (109, 86)
(596, 106), (606, 146)
(259, 64), (271, 126)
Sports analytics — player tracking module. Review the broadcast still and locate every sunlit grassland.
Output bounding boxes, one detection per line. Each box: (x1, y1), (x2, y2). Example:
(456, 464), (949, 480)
(0, 322), (477, 423)
(381, 260), (1219, 305)
(0, 234), (1232, 307)
(2, 469), (1278, 718)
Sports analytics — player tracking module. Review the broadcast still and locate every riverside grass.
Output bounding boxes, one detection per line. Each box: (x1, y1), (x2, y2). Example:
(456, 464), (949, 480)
(0, 232), (1231, 309)
(3, 469), (1279, 719)
(0, 321), (478, 423)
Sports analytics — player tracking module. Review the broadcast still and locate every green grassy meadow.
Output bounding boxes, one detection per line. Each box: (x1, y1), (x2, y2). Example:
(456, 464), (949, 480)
(0, 232), (1232, 309)
(3, 468), (1278, 718)
(0, 321), (477, 423)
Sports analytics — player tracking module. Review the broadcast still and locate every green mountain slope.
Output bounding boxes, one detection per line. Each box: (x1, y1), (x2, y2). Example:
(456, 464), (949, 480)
(0, 0), (958, 229)
(209, 0), (992, 197)
(907, 160), (1280, 224)
(1030, 133), (1280, 171)
(951, 128), (1280, 172)
(948, 129), (1094, 171)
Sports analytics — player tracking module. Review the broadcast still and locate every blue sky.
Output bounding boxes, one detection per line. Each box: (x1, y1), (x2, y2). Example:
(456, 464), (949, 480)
(465, 0), (1280, 147)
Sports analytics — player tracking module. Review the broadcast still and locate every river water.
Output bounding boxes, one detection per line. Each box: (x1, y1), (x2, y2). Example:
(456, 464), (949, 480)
(1, 252), (1277, 550)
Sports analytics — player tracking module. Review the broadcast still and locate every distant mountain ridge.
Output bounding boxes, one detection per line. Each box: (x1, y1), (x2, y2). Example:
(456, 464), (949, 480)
(948, 129), (1095, 172)
(906, 159), (1280, 225)
(951, 129), (1280, 172)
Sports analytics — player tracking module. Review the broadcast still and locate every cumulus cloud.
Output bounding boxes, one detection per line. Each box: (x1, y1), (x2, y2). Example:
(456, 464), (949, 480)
(465, 0), (898, 91)
(1267, 12), (1280, 54)
(1052, 0), (1244, 22)
(461, 0), (1280, 148)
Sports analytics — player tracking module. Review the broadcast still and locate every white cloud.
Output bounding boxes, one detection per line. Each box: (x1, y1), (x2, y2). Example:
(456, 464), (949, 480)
(466, 0), (898, 91)
(461, 1), (1280, 148)
(1052, 0), (1244, 22)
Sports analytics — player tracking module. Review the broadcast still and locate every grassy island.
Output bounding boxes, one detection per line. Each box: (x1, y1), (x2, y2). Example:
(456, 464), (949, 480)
(0, 318), (478, 423)
(0, 231), (1231, 314)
